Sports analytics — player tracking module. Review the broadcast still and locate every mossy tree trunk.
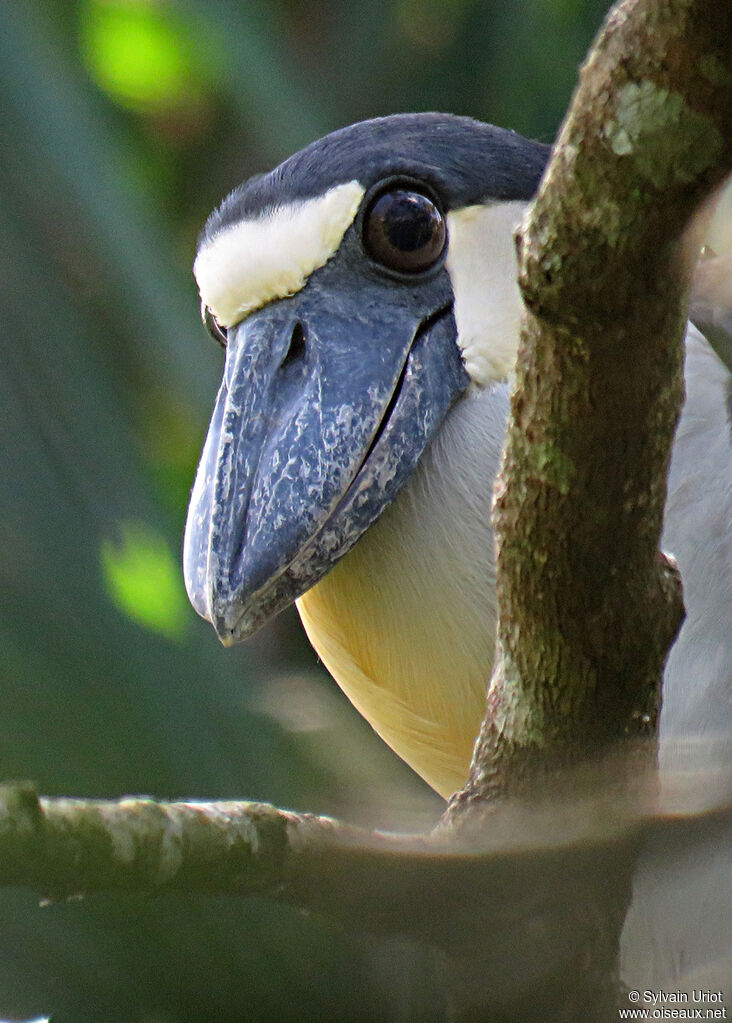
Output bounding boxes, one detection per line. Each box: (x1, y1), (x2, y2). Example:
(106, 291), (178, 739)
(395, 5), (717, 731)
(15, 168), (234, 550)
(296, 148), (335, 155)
(449, 0), (731, 814)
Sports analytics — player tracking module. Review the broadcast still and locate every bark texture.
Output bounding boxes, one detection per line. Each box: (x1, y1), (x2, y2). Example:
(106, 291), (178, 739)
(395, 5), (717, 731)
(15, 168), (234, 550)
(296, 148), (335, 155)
(450, 0), (732, 812)
(0, 769), (656, 906)
(2, 773), (729, 1020)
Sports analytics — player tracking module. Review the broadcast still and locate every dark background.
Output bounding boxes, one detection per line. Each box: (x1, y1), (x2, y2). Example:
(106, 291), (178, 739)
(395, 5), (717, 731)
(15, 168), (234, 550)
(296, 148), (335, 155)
(0, 1), (610, 1019)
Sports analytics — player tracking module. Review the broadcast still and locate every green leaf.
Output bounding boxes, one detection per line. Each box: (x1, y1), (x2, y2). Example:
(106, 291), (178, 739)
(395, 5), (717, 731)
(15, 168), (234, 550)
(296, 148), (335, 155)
(101, 520), (188, 640)
(80, 0), (204, 112)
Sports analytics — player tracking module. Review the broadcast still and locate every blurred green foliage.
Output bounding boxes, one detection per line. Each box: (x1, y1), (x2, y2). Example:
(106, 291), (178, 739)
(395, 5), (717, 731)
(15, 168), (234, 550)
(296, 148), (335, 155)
(0, 0), (609, 1019)
(80, 0), (212, 113)
(100, 520), (189, 640)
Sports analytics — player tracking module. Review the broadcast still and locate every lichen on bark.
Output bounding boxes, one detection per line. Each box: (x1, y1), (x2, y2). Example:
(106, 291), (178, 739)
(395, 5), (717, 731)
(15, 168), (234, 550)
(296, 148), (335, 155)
(450, 0), (731, 814)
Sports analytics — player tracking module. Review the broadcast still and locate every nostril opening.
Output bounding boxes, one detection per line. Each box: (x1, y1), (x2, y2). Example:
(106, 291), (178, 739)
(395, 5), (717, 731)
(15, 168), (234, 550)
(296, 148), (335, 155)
(281, 321), (306, 369)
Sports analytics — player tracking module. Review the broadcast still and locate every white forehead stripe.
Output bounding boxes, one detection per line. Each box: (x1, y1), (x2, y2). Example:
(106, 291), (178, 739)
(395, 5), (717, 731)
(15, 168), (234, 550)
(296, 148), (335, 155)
(446, 200), (528, 386)
(194, 180), (365, 328)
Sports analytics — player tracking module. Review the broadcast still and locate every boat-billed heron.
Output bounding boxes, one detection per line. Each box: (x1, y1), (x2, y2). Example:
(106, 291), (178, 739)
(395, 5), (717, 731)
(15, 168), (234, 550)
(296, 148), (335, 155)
(184, 113), (732, 802)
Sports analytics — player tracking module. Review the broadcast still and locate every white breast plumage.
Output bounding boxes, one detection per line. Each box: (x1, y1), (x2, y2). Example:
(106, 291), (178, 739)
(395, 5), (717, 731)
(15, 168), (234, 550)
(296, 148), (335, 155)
(297, 382), (508, 797)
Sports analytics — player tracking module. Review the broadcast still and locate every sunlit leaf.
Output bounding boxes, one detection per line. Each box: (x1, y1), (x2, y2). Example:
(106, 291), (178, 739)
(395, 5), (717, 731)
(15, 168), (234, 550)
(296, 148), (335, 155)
(79, 0), (204, 112)
(100, 520), (188, 640)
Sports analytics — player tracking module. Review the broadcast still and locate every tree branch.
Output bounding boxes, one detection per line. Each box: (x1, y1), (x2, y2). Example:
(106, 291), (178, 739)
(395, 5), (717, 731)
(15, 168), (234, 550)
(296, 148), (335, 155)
(1, 767), (723, 904)
(450, 0), (732, 812)
(0, 782), (378, 899)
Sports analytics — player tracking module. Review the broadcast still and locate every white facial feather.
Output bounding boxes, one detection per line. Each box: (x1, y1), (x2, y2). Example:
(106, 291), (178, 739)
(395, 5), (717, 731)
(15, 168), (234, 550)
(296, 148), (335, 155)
(446, 200), (528, 385)
(194, 181), (365, 328)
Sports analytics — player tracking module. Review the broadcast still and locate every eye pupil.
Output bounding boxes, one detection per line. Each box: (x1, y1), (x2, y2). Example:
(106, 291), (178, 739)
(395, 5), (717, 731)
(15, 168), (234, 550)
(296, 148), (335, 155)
(203, 306), (228, 348)
(363, 188), (446, 273)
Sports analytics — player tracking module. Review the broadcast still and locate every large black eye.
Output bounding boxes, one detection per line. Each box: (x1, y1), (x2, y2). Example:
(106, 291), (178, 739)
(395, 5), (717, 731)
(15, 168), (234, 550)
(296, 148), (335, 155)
(363, 187), (446, 273)
(203, 306), (228, 348)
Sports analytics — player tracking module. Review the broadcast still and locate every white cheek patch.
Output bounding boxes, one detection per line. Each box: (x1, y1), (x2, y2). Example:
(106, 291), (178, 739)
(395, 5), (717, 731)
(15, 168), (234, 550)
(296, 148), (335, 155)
(446, 200), (528, 386)
(194, 180), (365, 328)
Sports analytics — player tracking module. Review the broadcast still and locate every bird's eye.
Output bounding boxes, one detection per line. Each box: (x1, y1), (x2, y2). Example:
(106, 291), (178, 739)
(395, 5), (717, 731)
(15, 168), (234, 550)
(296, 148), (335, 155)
(203, 306), (228, 348)
(363, 187), (446, 273)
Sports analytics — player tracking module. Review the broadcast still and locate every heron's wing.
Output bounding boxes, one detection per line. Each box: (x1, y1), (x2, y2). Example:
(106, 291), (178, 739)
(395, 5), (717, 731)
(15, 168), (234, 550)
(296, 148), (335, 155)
(661, 322), (732, 741)
(622, 320), (732, 992)
(690, 253), (732, 374)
